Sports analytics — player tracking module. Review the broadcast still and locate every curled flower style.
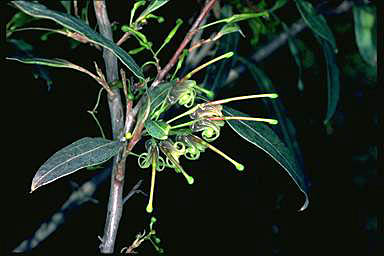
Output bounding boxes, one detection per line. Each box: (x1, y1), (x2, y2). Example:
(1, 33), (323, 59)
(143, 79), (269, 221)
(191, 119), (225, 142)
(138, 140), (165, 171)
(159, 139), (194, 184)
(176, 134), (207, 160)
(190, 104), (223, 119)
(158, 139), (185, 168)
(168, 80), (196, 108)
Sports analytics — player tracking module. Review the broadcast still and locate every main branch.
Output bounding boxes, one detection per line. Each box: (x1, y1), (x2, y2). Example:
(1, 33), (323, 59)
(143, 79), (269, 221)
(93, 0), (127, 253)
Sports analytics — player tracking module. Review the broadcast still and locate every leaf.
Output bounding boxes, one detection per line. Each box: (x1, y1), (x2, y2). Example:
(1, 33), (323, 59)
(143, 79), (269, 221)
(317, 37), (340, 124)
(7, 39), (53, 91)
(130, 0), (146, 25)
(121, 25), (152, 49)
(200, 12), (270, 30)
(7, 56), (77, 68)
(156, 18), (183, 55)
(6, 11), (37, 37)
(215, 23), (245, 40)
(353, 5), (377, 66)
(31, 137), (121, 192)
(238, 57), (305, 171)
(222, 106), (309, 211)
(6, 56), (102, 88)
(281, 21), (304, 91)
(12, 1), (144, 80)
(295, 0), (337, 52)
(136, 0), (171, 23)
(147, 81), (174, 118)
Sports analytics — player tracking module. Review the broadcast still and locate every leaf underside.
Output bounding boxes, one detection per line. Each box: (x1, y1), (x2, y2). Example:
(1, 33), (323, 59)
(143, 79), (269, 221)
(31, 137), (121, 192)
(223, 106), (309, 211)
(12, 1), (144, 80)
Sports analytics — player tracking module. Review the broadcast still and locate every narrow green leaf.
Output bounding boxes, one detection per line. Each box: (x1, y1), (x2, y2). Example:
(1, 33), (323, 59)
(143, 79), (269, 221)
(215, 23), (245, 39)
(136, 0), (171, 23)
(171, 49), (188, 80)
(130, 0), (146, 25)
(353, 5), (377, 66)
(121, 25), (152, 49)
(12, 1), (144, 80)
(156, 18), (183, 56)
(200, 12), (270, 30)
(238, 57), (305, 172)
(6, 56), (101, 86)
(222, 106), (309, 211)
(31, 137), (121, 192)
(318, 37), (340, 124)
(281, 21), (304, 91)
(129, 46), (146, 55)
(6, 11), (37, 37)
(7, 56), (76, 69)
(295, 0), (337, 52)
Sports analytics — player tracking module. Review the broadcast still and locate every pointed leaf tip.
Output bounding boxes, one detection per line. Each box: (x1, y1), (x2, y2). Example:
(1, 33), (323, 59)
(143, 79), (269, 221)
(31, 137), (121, 191)
(223, 106), (309, 211)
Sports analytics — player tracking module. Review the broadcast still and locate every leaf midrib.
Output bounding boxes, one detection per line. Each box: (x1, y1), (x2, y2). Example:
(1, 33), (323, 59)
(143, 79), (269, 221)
(34, 140), (115, 187)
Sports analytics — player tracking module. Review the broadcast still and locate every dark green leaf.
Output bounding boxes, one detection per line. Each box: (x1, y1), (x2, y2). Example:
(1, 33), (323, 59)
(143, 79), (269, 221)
(353, 5), (377, 66)
(238, 57), (305, 171)
(136, 0), (171, 23)
(295, 0), (337, 51)
(222, 106), (309, 211)
(317, 38), (340, 124)
(281, 21), (304, 91)
(31, 137), (121, 192)
(12, 1), (144, 80)
(147, 81), (174, 118)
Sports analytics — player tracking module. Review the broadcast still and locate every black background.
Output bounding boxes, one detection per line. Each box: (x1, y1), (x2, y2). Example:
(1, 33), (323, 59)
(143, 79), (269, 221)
(4, 1), (380, 255)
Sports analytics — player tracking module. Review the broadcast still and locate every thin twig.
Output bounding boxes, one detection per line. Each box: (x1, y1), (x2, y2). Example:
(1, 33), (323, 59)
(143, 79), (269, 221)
(122, 179), (147, 205)
(152, 0), (218, 87)
(117, 32), (132, 46)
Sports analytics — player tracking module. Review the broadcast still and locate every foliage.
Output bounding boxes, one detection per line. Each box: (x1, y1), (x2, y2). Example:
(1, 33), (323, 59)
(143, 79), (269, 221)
(6, 0), (377, 254)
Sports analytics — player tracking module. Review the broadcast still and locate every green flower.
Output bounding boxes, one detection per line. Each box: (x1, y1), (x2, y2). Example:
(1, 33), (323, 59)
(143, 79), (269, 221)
(168, 80), (196, 108)
(176, 134), (207, 160)
(191, 118), (225, 142)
